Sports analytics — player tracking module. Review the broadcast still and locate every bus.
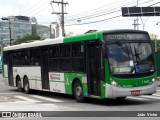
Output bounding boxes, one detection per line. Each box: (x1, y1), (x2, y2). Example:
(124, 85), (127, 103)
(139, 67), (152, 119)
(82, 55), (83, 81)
(2, 29), (157, 102)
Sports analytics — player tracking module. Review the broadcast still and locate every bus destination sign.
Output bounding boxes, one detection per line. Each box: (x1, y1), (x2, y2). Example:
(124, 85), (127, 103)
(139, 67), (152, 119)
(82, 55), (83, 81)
(105, 33), (149, 41)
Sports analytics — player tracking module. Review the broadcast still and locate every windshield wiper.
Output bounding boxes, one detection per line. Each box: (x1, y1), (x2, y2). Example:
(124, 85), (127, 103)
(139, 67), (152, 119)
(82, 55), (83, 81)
(133, 46), (142, 60)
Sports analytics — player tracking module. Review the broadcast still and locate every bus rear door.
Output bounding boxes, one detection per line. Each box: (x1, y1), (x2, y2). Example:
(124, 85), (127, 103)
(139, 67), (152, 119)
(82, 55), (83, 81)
(41, 48), (50, 90)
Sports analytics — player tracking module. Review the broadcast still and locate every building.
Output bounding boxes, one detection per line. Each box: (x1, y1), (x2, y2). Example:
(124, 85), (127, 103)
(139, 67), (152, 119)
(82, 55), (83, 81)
(0, 16), (51, 44)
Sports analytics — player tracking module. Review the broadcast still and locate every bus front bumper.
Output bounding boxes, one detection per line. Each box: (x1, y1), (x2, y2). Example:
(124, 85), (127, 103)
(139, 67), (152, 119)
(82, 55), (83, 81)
(105, 82), (157, 99)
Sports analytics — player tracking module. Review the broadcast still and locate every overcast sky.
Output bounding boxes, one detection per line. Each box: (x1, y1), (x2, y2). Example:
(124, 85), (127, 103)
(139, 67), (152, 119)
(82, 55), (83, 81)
(0, 0), (160, 37)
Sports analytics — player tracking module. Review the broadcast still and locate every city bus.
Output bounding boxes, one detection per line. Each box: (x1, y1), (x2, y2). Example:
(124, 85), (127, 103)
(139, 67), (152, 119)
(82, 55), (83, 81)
(2, 29), (157, 102)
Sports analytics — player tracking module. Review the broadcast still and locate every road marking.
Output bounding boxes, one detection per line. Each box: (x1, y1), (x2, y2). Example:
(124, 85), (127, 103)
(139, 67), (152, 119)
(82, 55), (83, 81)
(127, 96), (149, 101)
(153, 93), (160, 97)
(141, 95), (160, 100)
(0, 93), (15, 95)
(30, 95), (64, 102)
(157, 90), (160, 92)
(15, 96), (40, 102)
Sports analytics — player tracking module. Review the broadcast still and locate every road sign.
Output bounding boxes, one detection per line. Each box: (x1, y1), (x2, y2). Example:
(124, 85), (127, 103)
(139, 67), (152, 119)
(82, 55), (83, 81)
(122, 7), (160, 17)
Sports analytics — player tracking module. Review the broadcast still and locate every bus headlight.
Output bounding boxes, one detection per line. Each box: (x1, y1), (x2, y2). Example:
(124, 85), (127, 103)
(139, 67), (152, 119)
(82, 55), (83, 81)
(111, 80), (120, 87)
(149, 78), (156, 85)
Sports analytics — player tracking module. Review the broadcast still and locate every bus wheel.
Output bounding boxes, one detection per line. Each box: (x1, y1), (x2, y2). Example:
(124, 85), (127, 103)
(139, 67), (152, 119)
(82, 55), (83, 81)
(17, 80), (23, 92)
(73, 81), (84, 102)
(24, 77), (30, 94)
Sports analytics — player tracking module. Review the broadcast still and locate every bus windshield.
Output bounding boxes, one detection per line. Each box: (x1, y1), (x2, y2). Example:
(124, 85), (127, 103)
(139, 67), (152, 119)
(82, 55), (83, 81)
(106, 42), (155, 76)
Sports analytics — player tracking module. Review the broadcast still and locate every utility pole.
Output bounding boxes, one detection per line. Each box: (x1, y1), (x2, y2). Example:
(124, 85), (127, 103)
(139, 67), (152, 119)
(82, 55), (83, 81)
(51, 0), (68, 37)
(132, 19), (137, 30)
(132, 19), (140, 30)
(137, 0), (139, 30)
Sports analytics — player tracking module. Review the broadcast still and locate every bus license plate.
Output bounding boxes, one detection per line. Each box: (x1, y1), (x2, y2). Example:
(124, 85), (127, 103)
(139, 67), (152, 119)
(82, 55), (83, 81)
(131, 90), (141, 95)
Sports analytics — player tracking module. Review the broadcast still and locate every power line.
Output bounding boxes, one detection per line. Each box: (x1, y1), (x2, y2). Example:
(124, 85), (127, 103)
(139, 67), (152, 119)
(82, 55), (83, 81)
(23, 0), (48, 14)
(149, 1), (160, 6)
(66, 0), (123, 18)
(30, 4), (51, 16)
(65, 0), (152, 23)
(65, 0), (157, 27)
(24, 0), (50, 15)
(70, 10), (121, 22)
(65, 15), (122, 26)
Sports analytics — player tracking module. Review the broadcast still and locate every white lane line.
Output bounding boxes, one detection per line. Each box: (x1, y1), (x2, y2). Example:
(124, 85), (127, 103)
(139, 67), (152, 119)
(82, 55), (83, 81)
(157, 90), (160, 92)
(0, 93), (15, 94)
(153, 93), (160, 97)
(127, 96), (149, 101)
(15, 96), (40, 102)
(30, 95), (64, 102)
(141, 95), (160, 100)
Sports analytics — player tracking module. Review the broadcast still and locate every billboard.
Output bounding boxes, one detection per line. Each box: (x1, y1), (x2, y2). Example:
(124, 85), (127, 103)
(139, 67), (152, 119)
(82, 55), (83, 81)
(122, 7), (160, 17)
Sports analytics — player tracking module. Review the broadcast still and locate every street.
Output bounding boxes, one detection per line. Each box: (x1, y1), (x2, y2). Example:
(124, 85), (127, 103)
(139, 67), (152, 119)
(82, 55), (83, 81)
(0, 73), (160, 119)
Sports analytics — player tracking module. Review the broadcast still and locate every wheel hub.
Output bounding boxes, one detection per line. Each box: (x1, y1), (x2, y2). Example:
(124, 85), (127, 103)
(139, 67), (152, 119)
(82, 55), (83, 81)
(76, 86), (82, 97)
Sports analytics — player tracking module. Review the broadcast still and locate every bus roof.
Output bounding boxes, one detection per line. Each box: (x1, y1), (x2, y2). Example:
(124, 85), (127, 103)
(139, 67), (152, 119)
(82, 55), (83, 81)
(4, 31), (103, 51)
(3, 29), (148, 51)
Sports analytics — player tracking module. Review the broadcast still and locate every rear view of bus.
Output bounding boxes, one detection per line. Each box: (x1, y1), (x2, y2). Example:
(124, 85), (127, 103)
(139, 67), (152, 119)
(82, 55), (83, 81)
(104, 30), (157, 99)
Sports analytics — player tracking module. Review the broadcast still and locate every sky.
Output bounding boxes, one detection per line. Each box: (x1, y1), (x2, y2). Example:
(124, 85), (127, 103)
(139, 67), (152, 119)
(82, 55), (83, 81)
(0, 0), (160, 37)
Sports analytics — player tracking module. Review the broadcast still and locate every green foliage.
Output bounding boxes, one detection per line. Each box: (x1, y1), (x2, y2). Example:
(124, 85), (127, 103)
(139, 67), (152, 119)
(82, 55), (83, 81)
(13, 34), (41, 45)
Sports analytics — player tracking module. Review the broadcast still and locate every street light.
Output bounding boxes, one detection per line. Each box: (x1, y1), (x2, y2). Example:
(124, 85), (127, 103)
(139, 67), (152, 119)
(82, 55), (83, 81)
(1, 17), (12, 46)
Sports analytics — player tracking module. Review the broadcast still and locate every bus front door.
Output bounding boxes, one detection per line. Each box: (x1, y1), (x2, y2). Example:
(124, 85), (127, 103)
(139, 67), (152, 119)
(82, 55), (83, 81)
(41, 50), (49, 90)
(86, 42), (101, 96)
(7, 53), (14, 86)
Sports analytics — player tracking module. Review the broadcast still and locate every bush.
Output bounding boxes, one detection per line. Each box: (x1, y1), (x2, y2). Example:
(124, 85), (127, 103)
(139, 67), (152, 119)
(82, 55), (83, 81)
(13, 34), (41, 45)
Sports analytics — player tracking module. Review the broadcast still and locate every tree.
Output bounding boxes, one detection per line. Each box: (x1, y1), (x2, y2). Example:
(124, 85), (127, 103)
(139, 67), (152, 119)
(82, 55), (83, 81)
(13, 34), (41, 45)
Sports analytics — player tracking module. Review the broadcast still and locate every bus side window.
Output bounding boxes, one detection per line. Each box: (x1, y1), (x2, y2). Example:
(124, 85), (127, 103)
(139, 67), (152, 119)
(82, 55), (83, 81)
(49, 46), (60, 71)
(72, 43), (84, 72)
(60, 44), (71, 71)
(30, 48), (40, 66)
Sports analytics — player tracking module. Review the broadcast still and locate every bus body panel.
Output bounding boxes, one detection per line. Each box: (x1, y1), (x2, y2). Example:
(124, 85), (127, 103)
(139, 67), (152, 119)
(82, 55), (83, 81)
(64, 32), (103, 43)
(111, 74), (155, 87)
(105, 82), (157, 98)
(12, 66), (42, 90)
(4, 64), (8, 85)
(49, 72), (66, 93)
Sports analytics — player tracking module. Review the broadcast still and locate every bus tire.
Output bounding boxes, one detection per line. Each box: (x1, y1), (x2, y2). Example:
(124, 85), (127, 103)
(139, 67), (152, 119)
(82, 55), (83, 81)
(24, 77), (30, 94)
(73, 81), (85, 102)
(17, 78), (23, 92)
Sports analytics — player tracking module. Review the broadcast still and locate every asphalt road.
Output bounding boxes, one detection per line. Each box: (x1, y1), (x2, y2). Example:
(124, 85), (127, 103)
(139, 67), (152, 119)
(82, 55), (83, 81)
(0, 73), (160, 120)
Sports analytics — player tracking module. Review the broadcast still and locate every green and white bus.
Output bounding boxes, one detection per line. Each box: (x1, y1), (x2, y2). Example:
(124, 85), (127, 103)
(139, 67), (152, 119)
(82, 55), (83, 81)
(2, 30), (157, 102)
